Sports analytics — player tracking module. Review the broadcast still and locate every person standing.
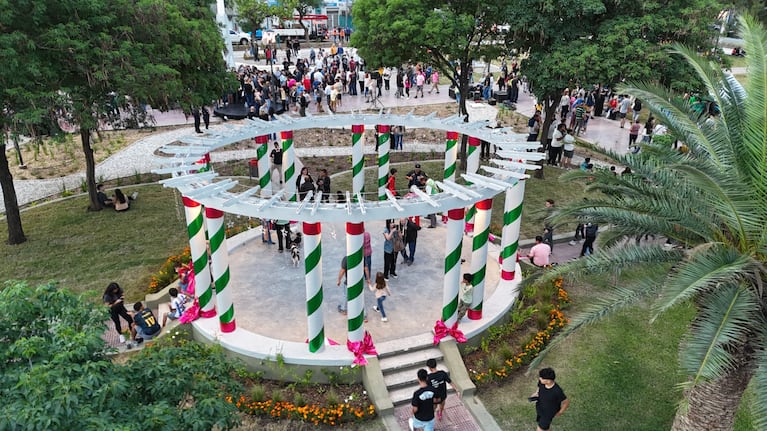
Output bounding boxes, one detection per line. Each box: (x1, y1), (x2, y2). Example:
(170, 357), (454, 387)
(270, 142), (283, 186)
(457, 273), (474, 321)
(561, 129), (576, 169)
(426, 358), (459, 421)
(408, 369), (436, 431)
(429, 69), (439, 94)
(580, 223), (598, 256)
(548, 123), (565, 166)
(316, 169), (331, 202)
(369, 272), (392, 322)
(527, 111), (542, 142)
(201, 106), (210, 130)
(628, 119), (642, 149)
(103, 282), (133, 344)
(530, 368), (569, 431)
(337, 255), (371, 315)
(387, 168), (399, 197)
(274, 219), (291, 253)
(296, 167), (314, 201)
(402, 217), (421, 265)
(363, 230), (373, 286)
(618, 94), (632, 128)
(192, 107), (202, 134)
(382, 219), (398, 280)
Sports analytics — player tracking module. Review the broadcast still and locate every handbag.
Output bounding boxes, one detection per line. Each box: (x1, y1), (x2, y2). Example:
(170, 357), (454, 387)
(393, 231), (405, 252)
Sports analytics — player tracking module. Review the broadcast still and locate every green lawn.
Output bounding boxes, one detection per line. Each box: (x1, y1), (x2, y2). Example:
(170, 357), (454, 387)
(0, 185), (189, 301)
(480, 269), (757, 430)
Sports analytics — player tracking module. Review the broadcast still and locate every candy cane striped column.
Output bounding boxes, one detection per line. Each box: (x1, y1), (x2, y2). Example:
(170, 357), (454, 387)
(183, 197), (216, 318)
(351, 125), (365, 200)
(346, 222), (365, 343)
(255, 135), (271, 197)
(444, 131), (459, 181)
(468, 199), (492, 320)
(303, 222), (325, 353)
(442, 208), (465, 327)
(196, 153), (211, 172)
(206, 207), (236, 332)
(377, 125), (391, 201)
(464, 137), (481, 232)
(282, 131), (296, 202)
(501, 181), (526, 280)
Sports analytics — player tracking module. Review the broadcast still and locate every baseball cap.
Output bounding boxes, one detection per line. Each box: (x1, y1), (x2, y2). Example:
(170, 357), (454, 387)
(415, 163), (421, 168)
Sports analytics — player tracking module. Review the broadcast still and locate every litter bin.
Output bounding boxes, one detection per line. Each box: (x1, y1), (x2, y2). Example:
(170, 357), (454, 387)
(248, 159), (258, 179)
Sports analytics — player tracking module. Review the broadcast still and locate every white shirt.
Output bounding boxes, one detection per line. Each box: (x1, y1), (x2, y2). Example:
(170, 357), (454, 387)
(563, 134), (575, 151)
(551, 130), (564, 148)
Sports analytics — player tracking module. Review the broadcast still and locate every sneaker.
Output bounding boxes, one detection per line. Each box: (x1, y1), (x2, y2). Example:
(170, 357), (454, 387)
(130, 191), (139, 200)
(391, 273), (398, 279)
(384, 277), (389, 281)
(135, 337), (144, 344)
(569, 240), (576, 246)
(408, 417), (415, 431)
(118, 334), (126, 344)
(381, 317), (388, 322)
(373, 306), (379, 312)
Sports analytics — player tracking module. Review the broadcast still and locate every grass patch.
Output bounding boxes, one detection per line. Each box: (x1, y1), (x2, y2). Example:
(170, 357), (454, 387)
(0, 185), (188, 301)
(482, 291), (694, 430)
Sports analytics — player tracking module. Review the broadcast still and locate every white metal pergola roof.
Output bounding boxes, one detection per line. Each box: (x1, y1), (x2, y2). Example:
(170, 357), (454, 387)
(154, 112), (543, 222)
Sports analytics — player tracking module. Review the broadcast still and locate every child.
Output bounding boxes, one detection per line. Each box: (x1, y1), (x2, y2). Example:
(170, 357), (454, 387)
(457, 273), (474, 320)
(174, 262), (192, 296)
(162, 287), (187, 327)
(369, 272), (393, 322)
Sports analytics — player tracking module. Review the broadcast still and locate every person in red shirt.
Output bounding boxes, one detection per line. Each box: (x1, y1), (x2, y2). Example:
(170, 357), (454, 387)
(387, 168), (399, 197)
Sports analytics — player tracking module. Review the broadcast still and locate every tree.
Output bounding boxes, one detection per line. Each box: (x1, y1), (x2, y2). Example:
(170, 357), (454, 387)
(533, 16), (767, 431)
(275, 0), (324, 39)
(236, 0), (278, 35)
(351, 0), (506, 169)
(505, 0), (719, 147)
(0, 281), (243, 430)
(8, 0), (231, 212)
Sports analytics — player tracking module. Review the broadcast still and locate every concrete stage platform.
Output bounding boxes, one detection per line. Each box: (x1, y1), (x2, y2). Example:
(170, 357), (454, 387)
(193, 220), (521, 366)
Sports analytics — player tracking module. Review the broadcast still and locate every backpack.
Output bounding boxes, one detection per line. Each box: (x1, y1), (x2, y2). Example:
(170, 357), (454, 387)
(392, 230), (405, 252)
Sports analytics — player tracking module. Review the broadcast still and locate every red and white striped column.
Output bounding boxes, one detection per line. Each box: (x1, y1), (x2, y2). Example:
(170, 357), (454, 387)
(468, 199), (493, 320)
(441, 208), (465, 327)
(281, 131), (296, 201)
(500, 181), (526, 281)
(182, 197), (216, 317)
(345, 222), (365, 343)
(303, 222), (325, 353)
(206, 207), (236, 332)
(255, 135), (271, 197)
(351, 125), (365, 200)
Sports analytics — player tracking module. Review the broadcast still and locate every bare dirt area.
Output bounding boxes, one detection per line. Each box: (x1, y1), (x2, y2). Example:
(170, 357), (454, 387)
(6, 128), (178, 180)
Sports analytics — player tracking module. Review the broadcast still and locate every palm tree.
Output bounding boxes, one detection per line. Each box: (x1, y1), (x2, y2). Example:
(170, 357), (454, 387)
(533, 15), (767, 431)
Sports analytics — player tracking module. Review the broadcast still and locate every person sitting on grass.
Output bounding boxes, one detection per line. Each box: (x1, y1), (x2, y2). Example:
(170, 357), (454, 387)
(162, 287), (186, 327)
(113, 188), (138, 212)
(97, 184), (113, 208)
(131, 301), (161, 343)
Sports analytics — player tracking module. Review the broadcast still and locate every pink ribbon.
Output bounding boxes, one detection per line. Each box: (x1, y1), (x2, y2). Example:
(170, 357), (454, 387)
(179, 298), (201, 324)
(347, 331), (378, 366)
(433, 320), (467, 345)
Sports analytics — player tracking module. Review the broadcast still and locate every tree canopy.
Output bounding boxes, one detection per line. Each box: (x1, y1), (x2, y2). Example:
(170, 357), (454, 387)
(0, 281), (243, 430)
(533, 15), (767, 431)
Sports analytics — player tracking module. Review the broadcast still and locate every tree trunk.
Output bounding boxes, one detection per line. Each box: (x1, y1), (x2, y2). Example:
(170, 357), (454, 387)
(0, 144), (26, 244)
(457, 62), (470, 173)
(671, 351), (754, 431)
(81, 128), (101, 211)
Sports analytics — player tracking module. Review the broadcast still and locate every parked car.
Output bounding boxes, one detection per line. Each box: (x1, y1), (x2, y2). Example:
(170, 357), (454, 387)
(229, 30), (250, 45)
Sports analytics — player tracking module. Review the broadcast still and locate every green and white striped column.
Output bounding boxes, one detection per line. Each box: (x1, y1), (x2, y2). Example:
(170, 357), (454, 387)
(443, 131), (459, 224)
(281, 130), (296, 202)
(444, 131), (459, 181)
(351, 125), (365, 200)
(255, 135), (271, 197)
(377, 124), (391, 201)
(501, 181), (526, 281)
(464, 137), (481, 233)
(468, 198), (492, 320)
(442, 208), (465, 327)
(303, 222), (325, 353)
(183, 196), (216, 318)
(345, 222), (365, 342)
(206, 207), (236, 332)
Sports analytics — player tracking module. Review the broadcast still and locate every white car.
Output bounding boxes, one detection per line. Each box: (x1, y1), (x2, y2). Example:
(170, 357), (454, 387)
(228, 30), (250, 45)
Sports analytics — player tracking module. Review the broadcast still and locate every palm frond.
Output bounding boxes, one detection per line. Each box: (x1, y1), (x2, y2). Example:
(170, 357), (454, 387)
(749, 328), (767, 430)
(529, 280), (660, 369)
(679, 284), (762, 388)
(654, 244), (758, 317)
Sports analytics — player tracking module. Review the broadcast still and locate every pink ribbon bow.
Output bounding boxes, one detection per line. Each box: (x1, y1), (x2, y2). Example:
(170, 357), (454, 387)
(433, 320), (467, 345)
(347, 331), (378, 366)
(179, 298), (201, 324)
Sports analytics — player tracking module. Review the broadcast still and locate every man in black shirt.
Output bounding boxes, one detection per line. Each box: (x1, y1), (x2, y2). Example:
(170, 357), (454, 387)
(130, 301), (161, 342)
(531, 367), (569, 431)
(426, 358), (458, 421)
(97, 184), (113, 209)
(409, 369), (435, 431)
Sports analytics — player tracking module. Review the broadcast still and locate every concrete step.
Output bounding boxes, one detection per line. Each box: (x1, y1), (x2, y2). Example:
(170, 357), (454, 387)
(378, 345), (442, 372)
(382, 358), (452, 391)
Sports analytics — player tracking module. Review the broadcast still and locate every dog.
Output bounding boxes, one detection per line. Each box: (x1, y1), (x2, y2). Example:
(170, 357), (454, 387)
(290, 243), (301, 267)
